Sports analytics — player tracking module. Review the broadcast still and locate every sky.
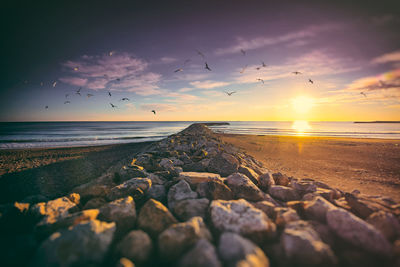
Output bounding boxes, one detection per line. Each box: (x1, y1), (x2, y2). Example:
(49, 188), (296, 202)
(1, 0), (400, 121)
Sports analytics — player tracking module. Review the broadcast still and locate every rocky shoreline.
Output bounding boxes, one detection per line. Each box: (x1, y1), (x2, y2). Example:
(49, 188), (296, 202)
(1, 123), (399, 266)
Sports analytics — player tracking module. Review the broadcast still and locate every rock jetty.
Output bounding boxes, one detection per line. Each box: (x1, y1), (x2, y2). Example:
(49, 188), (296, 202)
(1, 123), (399, 266)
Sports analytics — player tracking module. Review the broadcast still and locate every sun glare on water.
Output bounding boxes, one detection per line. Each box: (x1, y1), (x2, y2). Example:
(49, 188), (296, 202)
(292, 120), (311, 134)
(291, 96), (315, 114)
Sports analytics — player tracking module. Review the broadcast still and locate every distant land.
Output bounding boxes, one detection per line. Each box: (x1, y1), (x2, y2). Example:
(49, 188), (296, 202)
(354, 121), (400, 123)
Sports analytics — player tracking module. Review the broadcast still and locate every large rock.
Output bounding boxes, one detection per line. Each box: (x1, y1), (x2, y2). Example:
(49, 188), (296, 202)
(178, 172), (222, 188)
(258, 172), (275, 191)
(281, 220), (337, 265)
(327, 208), (392, 256)
(173, 198), (210, 221)
(251, 201), (277, 219)
(99, 196), (136, 234)
(107, 178), (152, 201)
(32, 220), (115, 266)
(272, 172), (289, 186)
(208, 153), (239, 177)
(178, 239), (221, 267)
(218, 232), (269, 267)
(196, 180), (234, 200)
(158, 217), (212, 261)
(137, 199), (177, 238)
(238, 166), (260, 185)
(304, 196), (337, 223)
(291, 180), (317, 195)
(146, 184), (167, 202)
(115, 230), (153, 264)
(269, 185), (300, 201)
(210, 199), (276, 244)
(345, 193), (391, 219)
(30, 196), (79, 225)
(274, 207), (300, 227)
(226, 173), (266, 202)
(366, 211), (400, 241)
(83, 197), (107, 210)
(168, 180), (198, 210)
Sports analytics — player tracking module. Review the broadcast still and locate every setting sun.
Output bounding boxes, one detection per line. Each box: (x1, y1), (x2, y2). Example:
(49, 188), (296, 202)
(291, 96), (315, 114)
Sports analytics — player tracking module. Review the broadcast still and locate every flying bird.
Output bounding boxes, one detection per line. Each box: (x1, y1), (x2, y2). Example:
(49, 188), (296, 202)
(240, 65), (248, 74)
(152, 110), (156, 115)
(292, 71), (302, 75)
(108, 91), (112, 97)
(120, 98), (130, 101)
(45, 106), (48, 109)
(360, 92), (367, 97)
(205, 62), (212, 71)
(76, 87), (82, 96)
(240, 49), (246, 56)
(196, 50), (205, 59)
(110, 103), (117, 108)
(65, 94), (69, 98)
(256, 67), (261, 70)
(52, 81), (57, 87)
(224, 91), (236, 96)
(64, 101), (70, 104)
(87, 94), (94, 98)
(262, 61), (267, 68)
(174, 68), (183, 73)
(116, 78), (121, 82)
(256, 78), (264, 84)
(308, 79), (314, 84)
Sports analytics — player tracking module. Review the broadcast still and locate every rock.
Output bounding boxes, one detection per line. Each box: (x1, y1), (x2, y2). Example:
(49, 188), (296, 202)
(281, 220), (337, 265)
(226, 173), (266, 202)
(21, 194), (48, 204)
(74, 184), (111, 200)
(117, 165), (148, 182)
(148, 173), (167, 185)
(304, 196), (337, 223)
(137, 199), (177, 238)
(146, 184), (167, 202)
(116, 258), (135, 267)
(66, 193), (81, 206)
(158, 217), (212, 261)
(238, 166), (259, 185)
(107, 178), (152, 201)
(83, 197), (107, 210)
(327, 208), (392, 256)
(308, 220), (336, 247)
(269, 185), (300, 201)
(178, 239), (221, 267)
(32, 220), (115, 266)
(178, 172), (222, 189)
(366, 211), (400, 241)
(115, 230), (153, 264)
(210, 199), (276, 244)
(274, 208), (300, 227)
(316, 188), (336, 201)
(252, 201), (276, 219)
(258, 172), (275, 191)
(35, 209), (99, 240)
(218, 232), (269, 267)
(30, 196), (79, 225)
(208, 153), (239, 177)
(160, 158), (175, 169)
(272, 172), (289, 186)
(99, 196), (136, 234)
(345, 193), (390, 219)
(291, 180), (317, 195)
(173, 198), (210, 221)
(168, 180), (198, 210)
(196, 180), (234, 200)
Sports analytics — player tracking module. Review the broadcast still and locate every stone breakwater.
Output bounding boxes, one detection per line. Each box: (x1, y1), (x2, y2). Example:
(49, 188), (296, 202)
(1, 123), (400, 267)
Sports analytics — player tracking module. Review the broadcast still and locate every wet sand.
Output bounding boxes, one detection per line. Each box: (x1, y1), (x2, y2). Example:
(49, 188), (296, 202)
(219, 134), (400, 202)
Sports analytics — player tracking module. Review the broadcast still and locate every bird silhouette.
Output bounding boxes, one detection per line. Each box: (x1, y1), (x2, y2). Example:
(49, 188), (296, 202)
(262, 61), (267, 68)
(52, 81), (57, 88)
(256, 67), (261, 70)
(87, 94), (94, 98)
(240, 65), (248, 74)
(45, 106), (48, 109)
(76, 87), (82, 96)
(64, 101), (70, 104)
(240, 49), (246, 56)
(110, 103), (117, 108)
(196, 50), (205, 59)
(116, 78), (121, 82)
(205, 62), (212, 71)
(256, 78), (264, 84)
(120, 98), (130, 101)
(174, 68), (183, 73)
(224, 91), (236, 96)
(360, 92), (367, 97)
(65, 94), (69, 98)
(108, 91), (112, 97)
(152, 110), (156, 115)
(292, 71), (302, 75)
(308, 79), (314, 84)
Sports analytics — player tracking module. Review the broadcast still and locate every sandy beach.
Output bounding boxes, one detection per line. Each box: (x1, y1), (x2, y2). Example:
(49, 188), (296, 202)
(219, 134), (400, 202)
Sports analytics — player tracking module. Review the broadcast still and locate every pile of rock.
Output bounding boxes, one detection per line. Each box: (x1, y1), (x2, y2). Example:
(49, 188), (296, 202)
(1, 123), (399, 266)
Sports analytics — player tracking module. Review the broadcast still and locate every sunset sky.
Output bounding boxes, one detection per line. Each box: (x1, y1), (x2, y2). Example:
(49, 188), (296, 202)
(1, 0), (400, 121)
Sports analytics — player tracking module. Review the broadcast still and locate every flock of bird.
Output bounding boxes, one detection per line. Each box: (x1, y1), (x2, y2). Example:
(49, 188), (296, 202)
(34, 47), (370, 113)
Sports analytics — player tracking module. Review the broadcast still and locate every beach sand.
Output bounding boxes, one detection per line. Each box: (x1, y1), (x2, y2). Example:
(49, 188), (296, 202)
(219, 134), (400, 201)
(0, 142), (153, 203)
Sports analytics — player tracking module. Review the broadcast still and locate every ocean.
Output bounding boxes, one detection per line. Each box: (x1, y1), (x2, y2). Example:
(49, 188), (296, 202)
(1, 121), (400, 149)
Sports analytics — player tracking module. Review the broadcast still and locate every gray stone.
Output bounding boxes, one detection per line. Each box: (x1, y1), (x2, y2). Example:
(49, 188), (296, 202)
(366, 211), (400, 241)
(226, 172), (266, 202)
(83, 197), (107, 210)
(208, 153), (239, 177)
(30, 196), (79, 226)
(146, 184), (167, 202)
(178, 239), (222, 267)
(238, 166), (259, 185)
(274, 207), (300, 227)
(272, 172), (289, 186)
(178, 172), (222, 189)
(258, 172), (275, 191)
(107, 178), (152, 201)
(269, 185), (300, 201)
(173, 198), (210, 221)
(115, 230), (153, 263)
(291, 180), (317, 194)
(304, 196), (337, 223)
(196, 180), (234, 200)
(168, 180), (198, 210)
(99, 196), (136, 234)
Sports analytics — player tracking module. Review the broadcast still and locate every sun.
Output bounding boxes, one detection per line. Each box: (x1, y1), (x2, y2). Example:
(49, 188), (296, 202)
(291, 96), (315, 114)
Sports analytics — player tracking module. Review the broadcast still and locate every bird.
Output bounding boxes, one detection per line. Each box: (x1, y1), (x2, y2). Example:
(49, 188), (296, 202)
(308, 79), (314, 84)
(262, 61), (267, 68)
(45, 105), (48, 109)
(196, 50), (205, 59)
(174, 68), (183, 73)
(152, 110), (156, 115)
(116, 78), (121, 82)
(110, 103), (117, 108)
(292, 71), (302, 75)
(256, 78), (264, 84)
(256, 67), (261, 70)
(87, 94), (94, 98)
(65, 94), (69, 98)
(108, 91), (112, 97)
(64, 101), (70, 104)
(109, 51), (114, 56)
(240, 49), (246, 56)
(360, 92), (367, 97)
(205, 62), (212, 71)
(224, 91), (236, 96)
(240, 65), (248, 74)
(76, 87), (82, 96)
(73, 67), (79, 71)
(52, 81), (57, 87)
(120, 98), (130, 101)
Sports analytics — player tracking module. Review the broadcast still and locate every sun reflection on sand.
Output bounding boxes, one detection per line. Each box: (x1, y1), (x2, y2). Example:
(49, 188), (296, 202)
(292, 120), (311, 135)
